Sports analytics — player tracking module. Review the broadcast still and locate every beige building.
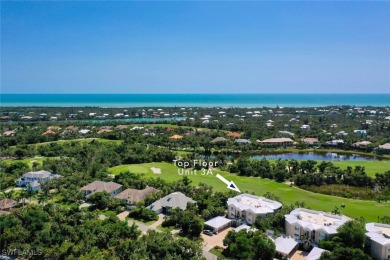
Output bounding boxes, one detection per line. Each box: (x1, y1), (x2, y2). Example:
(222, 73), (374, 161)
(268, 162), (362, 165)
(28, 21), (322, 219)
(227, 194), (282, 225)
(80, 181), (122, 198)
(285, 208), (350, 245)
(365, 223), (390, 260)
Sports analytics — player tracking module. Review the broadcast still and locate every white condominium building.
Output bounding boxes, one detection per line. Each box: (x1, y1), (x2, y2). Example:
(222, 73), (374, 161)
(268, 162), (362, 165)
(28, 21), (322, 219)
(227, 193), (282, 225)
(365, 223), (390, 260)
(285, 208), (350, 245)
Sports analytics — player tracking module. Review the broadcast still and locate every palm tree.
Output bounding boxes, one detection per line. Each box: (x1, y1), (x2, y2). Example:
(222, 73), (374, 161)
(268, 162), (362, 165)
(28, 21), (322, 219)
(18, 189), (28, 207)
(37, 192), (49, 205)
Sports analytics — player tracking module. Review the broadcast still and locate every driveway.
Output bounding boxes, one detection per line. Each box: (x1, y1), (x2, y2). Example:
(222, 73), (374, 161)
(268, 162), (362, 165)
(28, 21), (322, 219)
(123, 212), (218, 260)
(201, 227), (233, 251)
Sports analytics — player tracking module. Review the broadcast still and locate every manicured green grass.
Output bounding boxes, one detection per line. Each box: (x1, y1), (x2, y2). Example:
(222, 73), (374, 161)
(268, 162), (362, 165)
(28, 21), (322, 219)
(209, 248), (226, 259)
(109, 162), (390, 222)
(156, 224), (175, 232)
(1, 157), (58, 167)
(332, 161), (390, 177)
(127, 216), (155, 226)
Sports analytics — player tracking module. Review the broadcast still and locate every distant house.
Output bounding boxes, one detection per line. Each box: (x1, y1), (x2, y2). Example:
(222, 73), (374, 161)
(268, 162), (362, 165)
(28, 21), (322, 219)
(16, 170), (62, 191)
(211, 137), (227, 143)
(115, 187), (160, 207)
(234, 139), (252, 144)
(227, 194), (282, 225)
(354, 130), (367, 137)
(116, 125), (128, 130)
(97, 129), (113, 134)
(326, 140), (344, 146)
(169, 134), (183, 140)
(0, 116), (11, 121)
(257, 138), (294, 147)
(3, 130), (16, 137)
(227, 132), (242, 138)
(302, 138), (320, 146)
(377, 143), (390, 154)
(79, 129), (91, 135)
(278, 131), (295, 137)
(336, 131), (348, 137)
(42, 129), (56, 135)
(352, 141), (372, 149)
(147, 192), (195, 214)
(80, 181), (122, 198)
(285, 208), (350, 245)
(0, 198), (17, 215)
(300, 125), (310, 130)
(365, 223), (390, 260)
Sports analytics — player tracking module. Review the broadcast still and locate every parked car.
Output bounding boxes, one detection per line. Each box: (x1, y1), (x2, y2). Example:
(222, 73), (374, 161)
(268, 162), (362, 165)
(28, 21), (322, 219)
(203, 229), (213, 236)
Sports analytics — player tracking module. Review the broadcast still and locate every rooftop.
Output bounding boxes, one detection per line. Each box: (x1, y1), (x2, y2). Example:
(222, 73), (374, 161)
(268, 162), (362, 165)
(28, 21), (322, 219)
(204, 216), (231, 229)
(366, 223), (390, 245)
(228, 194), (282, 214)
(258, 138), (294, 143)
(285, 208), (350, 234)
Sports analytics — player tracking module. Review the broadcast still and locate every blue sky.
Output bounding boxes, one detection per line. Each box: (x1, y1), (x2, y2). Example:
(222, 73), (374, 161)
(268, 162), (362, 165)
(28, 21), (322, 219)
(1, 1), (389, 94)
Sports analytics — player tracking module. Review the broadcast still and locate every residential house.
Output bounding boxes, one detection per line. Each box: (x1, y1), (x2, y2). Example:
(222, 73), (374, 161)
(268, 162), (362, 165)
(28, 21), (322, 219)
(234, 139), (252, 144)
(227, 132), (242, 138)
(169, 134), (183, 140)
(79, 129), (91, 135)
(211, 137), (227, 143)
(16, 170), (62, 191)
(300, 125), (310, 130)
(257, 138), (294, 147)
(365, 223), (390, 260)
(336, 131), (348, 137)
(353, 141), (372, 149)
(147, 192), (195, 214)
(0, 198), (17, 215)
(377, 143), (390, 154)
(115, 187), (160, 208)
(3, 130), (16, 137)
(326, 140), (344, 146)
(80, 181), (122, 198)
(302, 138), (320, 146)
(285, 208), (350, 245)
(227, 194), (282, 225)
(354, 130), (368, 137)
(278, 131), (295, 137)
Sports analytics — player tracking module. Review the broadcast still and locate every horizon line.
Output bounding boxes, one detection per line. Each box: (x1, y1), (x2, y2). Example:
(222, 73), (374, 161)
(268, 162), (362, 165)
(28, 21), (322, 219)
(2, 93), (390, 95)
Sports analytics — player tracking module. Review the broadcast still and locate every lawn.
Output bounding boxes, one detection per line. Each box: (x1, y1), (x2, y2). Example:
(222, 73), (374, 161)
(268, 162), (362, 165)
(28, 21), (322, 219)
(332, 161), (390, 177)
(109, 162), (390, 222)
(1, 157), (59, 167)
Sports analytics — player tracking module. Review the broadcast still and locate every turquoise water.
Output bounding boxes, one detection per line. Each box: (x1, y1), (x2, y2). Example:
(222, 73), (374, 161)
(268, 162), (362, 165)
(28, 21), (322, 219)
(1, 94), (389, 107)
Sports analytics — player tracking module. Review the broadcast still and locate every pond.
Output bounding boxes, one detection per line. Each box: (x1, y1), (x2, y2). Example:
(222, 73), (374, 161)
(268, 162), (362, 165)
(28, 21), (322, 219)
(251, 152), (379, 161)
(200, 152), (381, 161)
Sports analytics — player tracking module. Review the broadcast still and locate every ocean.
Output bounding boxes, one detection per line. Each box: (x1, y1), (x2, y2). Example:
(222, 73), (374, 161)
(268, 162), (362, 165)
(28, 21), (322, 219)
(0, 94), (389, 107)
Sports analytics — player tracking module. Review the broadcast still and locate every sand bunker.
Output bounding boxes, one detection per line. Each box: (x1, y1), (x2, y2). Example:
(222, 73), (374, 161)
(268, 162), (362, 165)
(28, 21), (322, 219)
(150, 167), (162, 174)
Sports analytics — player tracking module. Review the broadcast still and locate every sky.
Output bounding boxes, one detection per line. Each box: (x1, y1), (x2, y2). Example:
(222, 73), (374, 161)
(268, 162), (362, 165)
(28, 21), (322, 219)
(1, 1), (390, 94)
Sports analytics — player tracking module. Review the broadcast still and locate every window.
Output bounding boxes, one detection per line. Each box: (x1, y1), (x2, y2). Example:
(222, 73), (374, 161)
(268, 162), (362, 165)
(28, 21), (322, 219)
(319, 232), (326, 239)
(295, 225), (300, 231)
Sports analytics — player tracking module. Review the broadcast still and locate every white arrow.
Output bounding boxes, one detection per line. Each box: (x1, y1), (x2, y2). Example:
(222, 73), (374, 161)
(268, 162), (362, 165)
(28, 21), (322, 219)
(216, 174), (241, 192)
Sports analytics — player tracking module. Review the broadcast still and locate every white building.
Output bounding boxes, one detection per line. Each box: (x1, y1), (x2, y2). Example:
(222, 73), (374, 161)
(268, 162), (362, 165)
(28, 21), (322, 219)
(285, 208), (350, 245)
(227, 194), (282, 225)
(365, 223), (390, 260)
(16, 170), (62, 191)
